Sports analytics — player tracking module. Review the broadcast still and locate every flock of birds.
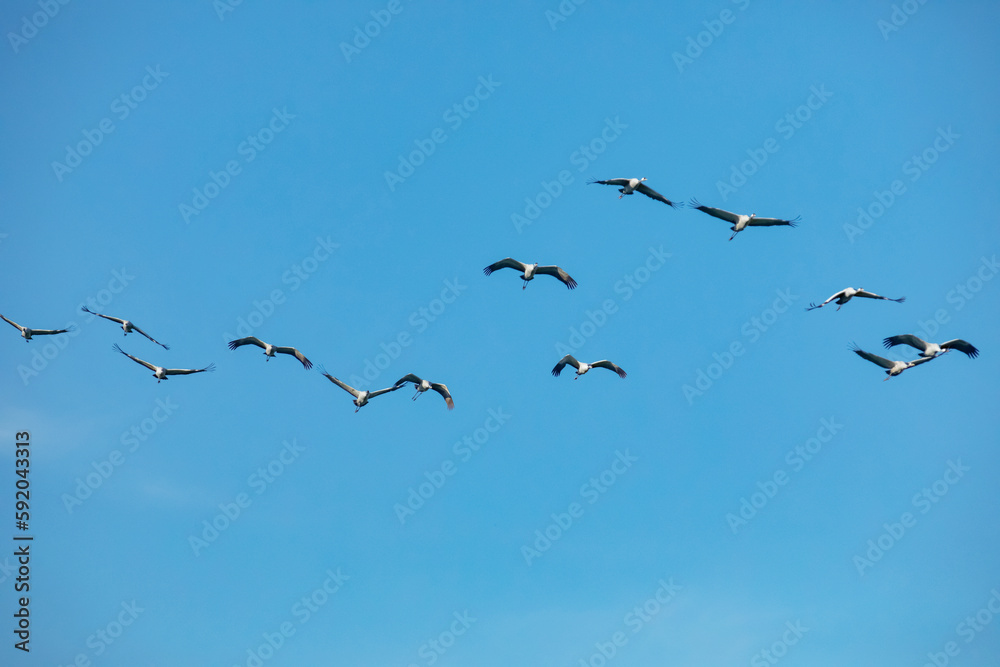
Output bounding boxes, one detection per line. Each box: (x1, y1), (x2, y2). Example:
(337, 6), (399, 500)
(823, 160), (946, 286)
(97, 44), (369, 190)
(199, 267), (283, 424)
(3, 176), (980, 406)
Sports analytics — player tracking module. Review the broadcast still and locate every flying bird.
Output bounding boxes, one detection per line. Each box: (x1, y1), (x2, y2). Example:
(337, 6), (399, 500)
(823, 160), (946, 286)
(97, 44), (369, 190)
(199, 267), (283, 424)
(589, 177), (682, 208)
(81, 306), (169, 349)
(551, 355), (627, 379)
(319, 367), (397, 412)
(851, 344), (935, 380)
(806, 287), (905, 311)
(882, 335), (979, 359)
(394, 373), (454, 409)
(1, 313), (73, 342)
(484, 258), (578, 290)
(688, 199), (799, 240)
(113, 344), (214, 383)
(228, 336), (312, 369)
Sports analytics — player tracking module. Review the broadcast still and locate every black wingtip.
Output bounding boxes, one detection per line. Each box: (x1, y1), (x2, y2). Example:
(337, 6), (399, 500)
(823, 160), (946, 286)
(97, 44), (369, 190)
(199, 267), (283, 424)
(882, 337), (895, 349)
(227, 340), (239, 350)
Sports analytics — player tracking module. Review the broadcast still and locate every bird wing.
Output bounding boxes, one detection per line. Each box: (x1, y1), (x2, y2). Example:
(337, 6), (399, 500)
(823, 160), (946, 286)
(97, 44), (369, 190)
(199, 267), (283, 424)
(319, 368), (360, 398)
(688, 199), (741, 224)
(367, 385), (399, 399)
(747, 216), (799, 227)
(588, 178), (631, 187)
(228, 336), (266, 351)
(113, 343), (158, 371)
(483, 258), (527, 276)
(29, 327), (72, 335)
(906, 355), (937, 369)
(590, 360), (627, 378)
(941, 339), (979, 358)
(882, 334), (928, 352)
(80, 306), (126, 325)
(806, 290), (846, 311)
(394, 373), (423, 387)
(430, 383), (455, 409)
(130, 323), (169, 350)
(854, 290), (904, 303)
(274, 346), (312, 369)
(0, 313), (23, 331)
(535, 265), (578, 289)
(852, 345), (896, 370)
(551, 355), (580, 376)
(164, 363), (215, 375)
(635, 183), (681, 208)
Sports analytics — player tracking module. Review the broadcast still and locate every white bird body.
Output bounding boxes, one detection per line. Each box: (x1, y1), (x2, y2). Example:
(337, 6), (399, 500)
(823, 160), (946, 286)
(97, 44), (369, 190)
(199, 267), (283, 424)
(688, 199), (799, 240)
(551, 355), (627, 379)
(394, 373), (454, 409)
(320, 367), (397, 412)
(228, 336), (312, 369)
(851, 344), (935, 380)
(807, 287), (905, 311)
(589, 177), (681, 207)
(883, 334), (979, 359)
(1, 313), (73, 341)
(82, 306), (169, 349)
(484, 258), (578, 290)
(113, 344), (214, 382)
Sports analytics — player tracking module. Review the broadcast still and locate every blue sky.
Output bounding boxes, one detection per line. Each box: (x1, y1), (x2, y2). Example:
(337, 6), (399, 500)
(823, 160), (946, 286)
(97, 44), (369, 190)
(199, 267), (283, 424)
(2, 1), (999, 665)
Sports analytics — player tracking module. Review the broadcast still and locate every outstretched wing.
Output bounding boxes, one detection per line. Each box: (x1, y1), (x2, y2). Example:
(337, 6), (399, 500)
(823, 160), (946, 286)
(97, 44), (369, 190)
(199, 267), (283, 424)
(164, 363), (215, 376)
(747, 215), (799, 227)
(130, 323), (169, 350)
(274, 346), (312, 369)
(635, 182), (681, 208)
(882, 334), (928, 352)
(228, 336), (266, 351)
(551, 354), (581, 377)
(806, 290), (846, 311)
(81, 306), (126, 325)
(483, 258), (527, 276)
(688, 199), (741, 224)
(590, 360), (627, 378)
(367, 385), (399, 399)
(855, 290), (904, 303)
(851, 344), (895, 370)
(430, 383), (455, 409)
(535, 265), (578, 289)
(941, 339), (979, 359)
(0, 313), (23, 331)
(394, 373), (423, 388)
(318, 367), (360, 398)
(28, 327), (72, 336)
(588, 178), (631, 187)
(113, 343), (157, 371)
